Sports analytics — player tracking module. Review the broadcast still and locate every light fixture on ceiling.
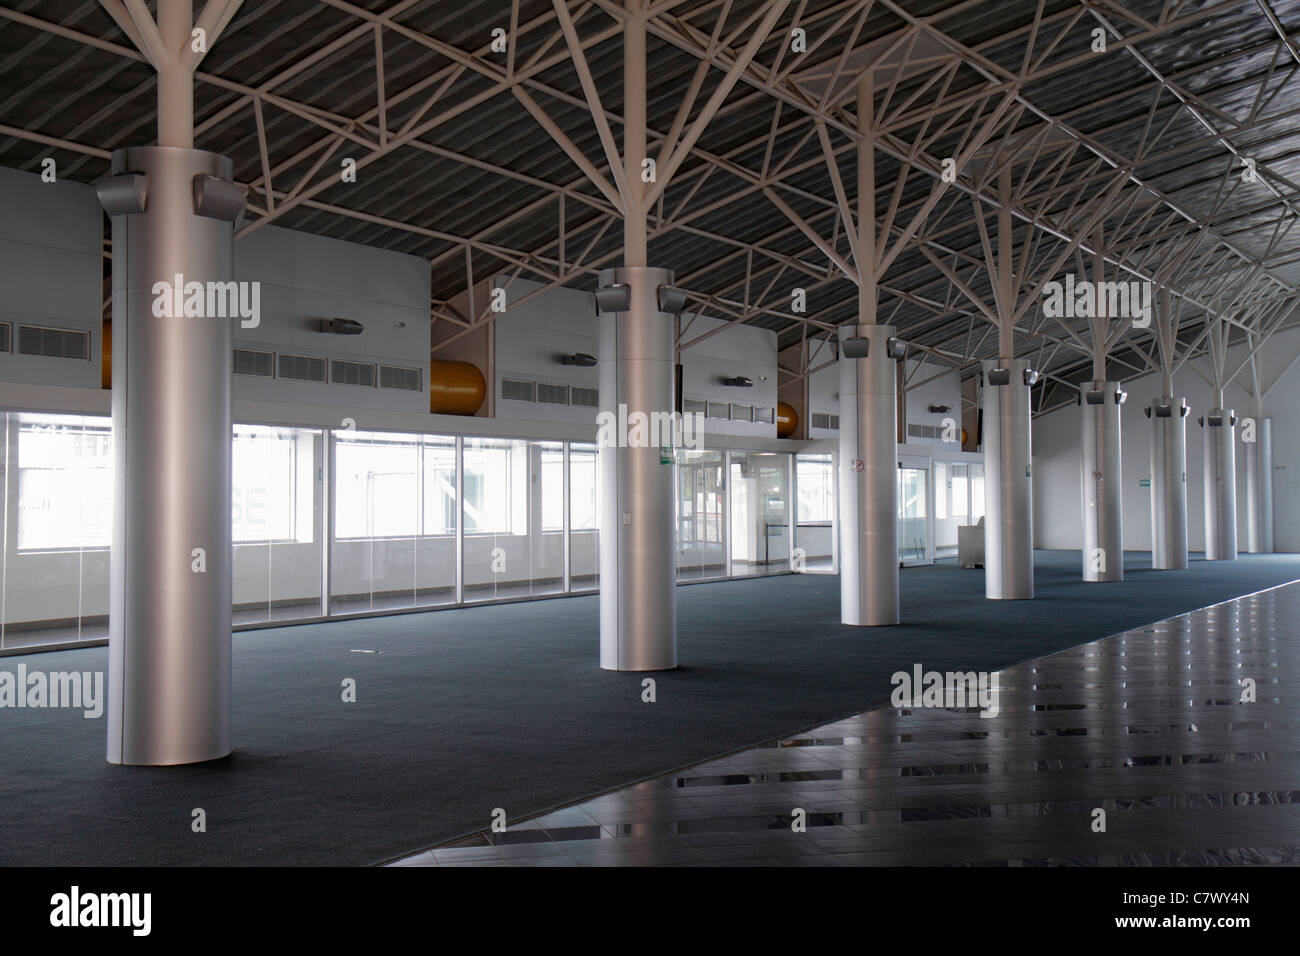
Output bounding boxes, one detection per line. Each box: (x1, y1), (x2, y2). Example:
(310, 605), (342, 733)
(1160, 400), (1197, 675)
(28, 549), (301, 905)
(721, 375), (754, 387)
(560, 353), (597, 367)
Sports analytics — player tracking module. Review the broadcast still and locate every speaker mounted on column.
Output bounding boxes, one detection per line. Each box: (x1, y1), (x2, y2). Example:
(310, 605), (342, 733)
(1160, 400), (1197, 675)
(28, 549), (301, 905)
(594, 282), (631, 314)
(96, 172), (148, 216)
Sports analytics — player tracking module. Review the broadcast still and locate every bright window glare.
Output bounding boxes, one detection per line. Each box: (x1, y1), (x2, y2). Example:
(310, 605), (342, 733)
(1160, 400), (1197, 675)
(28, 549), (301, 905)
(796, 454), (834, 523)
(17, 417), (112, 550)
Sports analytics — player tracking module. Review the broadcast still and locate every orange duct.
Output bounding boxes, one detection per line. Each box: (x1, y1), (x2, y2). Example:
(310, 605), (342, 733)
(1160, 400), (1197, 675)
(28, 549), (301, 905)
(101, 318), (111, 389)
(776, 401), (798, 438)
(429, 359), (486, 415)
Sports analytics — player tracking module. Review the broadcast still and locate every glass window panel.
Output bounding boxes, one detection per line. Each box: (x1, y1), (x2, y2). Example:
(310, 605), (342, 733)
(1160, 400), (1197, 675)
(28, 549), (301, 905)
(233, 425), (323, 625)
(463, 437), (530, 602)
(569, 442), (598, 590)
(331, 429), (421, 614)
(16, 414), (112, 551)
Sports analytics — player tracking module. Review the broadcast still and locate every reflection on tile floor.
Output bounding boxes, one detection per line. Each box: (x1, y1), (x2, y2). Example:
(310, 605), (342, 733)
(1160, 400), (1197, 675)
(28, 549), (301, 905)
(390, 582), (1300, 867)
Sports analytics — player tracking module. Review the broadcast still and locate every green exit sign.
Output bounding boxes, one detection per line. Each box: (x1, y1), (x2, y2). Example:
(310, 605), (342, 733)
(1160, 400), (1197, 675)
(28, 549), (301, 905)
(1139, 477), (1151, 488)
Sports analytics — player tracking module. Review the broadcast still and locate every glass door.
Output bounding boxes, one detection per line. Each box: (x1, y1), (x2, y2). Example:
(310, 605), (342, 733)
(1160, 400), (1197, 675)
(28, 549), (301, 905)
(897, 457), (931, 566)
(677, 449), (725, 580)
(933, 461), (968, 561)
(728, 452), (790, 576)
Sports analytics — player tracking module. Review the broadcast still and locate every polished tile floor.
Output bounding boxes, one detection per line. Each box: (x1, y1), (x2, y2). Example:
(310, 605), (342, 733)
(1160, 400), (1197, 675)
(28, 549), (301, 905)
(391, 582), (1300, 867)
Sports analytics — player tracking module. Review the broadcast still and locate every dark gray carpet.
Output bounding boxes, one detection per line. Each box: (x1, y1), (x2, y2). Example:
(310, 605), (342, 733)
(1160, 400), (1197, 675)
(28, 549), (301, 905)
(2, 550), (1298, 866)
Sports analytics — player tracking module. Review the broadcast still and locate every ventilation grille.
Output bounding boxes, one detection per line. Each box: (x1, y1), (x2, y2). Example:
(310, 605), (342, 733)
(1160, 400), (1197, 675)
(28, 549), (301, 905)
(18, 324), (89, 360)
(730, 403), (753, 422)
(331, 359), (376, 387)
(829, 414), (840, 429)
(907, 423), (945, 440)
(811, 412), (830, 429)
(501, 379), (536, 402)
(571, 386), (599, 408)
(379, 365), (421, 391)
(706, 401), (729, 420)
(682, 398), (706, 416)
(277, 353), (327, 383)
(754, 406), (774, 424)
(233, 348), (274, 377)
(537, 382), (569, 405)
(0, 322), (10, 353)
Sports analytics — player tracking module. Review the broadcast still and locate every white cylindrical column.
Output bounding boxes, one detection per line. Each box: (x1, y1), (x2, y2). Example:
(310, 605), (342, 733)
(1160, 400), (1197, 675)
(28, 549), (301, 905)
(1201, 408), (1238, 560)
(1080, 382), (1125, 581)
(596, 266), (678, 670)
(1244, 416), (1274, 553)
(1147, 397), (1188, 570)
(837, 325), (900, 626)
(982, 359), (1035, 599)
(100, 145), (243, 765)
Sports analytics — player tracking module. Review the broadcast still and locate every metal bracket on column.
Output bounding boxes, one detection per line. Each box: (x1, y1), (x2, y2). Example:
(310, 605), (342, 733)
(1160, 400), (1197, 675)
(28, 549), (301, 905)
(1201, 409), (1235, 427)
(841, 335), (905, 360)
(1149, 398), (1187, 418)
(193, 175), (247, 222)
(656, 284), (687, 315)
(97, 173), (148, 216)
(1088, 386), (1127, 405)
(841, 335), (870, 358)
(595, 282), (631, 314)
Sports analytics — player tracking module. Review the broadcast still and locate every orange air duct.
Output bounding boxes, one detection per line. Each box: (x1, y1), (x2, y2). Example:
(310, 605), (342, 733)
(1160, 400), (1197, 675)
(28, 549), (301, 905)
(429, 359), (486, 415)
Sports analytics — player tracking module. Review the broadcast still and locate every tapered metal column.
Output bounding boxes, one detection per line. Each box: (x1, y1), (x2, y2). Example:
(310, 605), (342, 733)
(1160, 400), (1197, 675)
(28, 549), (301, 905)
(982, 359), (1035, 599)
(596, 267), (678, 670)
(1244, 416), (1274, 553)
(838, 325), (900, 626)
(1201, 408), (1237, 560)
(1146, 397), (1188, 569)
(1079, 382), (1125, 581)
(100, 145), (242, 764)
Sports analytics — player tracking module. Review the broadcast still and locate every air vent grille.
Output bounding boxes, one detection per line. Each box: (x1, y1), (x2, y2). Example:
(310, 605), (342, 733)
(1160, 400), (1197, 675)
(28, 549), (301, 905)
(233, 348), (274, 377)
(682, 398), (706, 415)
(18, 324), (89, 360)
(331, 360), (376, 387)
(277, 354), (327, 383)
(0, 322), (10, 353)
(501, 379), (535, 402)
(379, 365), (421, 391)
(706, 401), (729, 420)
(730, 403), (753, 422)
(570, 386), (599, 408)
(811, 412), (830, 429)
(754, 406), (774, 424)
(829, 415), (840, 429)
(907, 423), (945, 440)
(537, 382), (569, 405)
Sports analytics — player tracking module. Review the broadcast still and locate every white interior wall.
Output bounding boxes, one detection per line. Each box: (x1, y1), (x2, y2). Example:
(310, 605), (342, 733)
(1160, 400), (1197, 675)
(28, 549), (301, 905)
(493, 276), (600, 425)
(0, 166), (102, 390)
(493, 277), (782, 439)
(232, 224), (431, 414)
(1032, 323), (1300, 553)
